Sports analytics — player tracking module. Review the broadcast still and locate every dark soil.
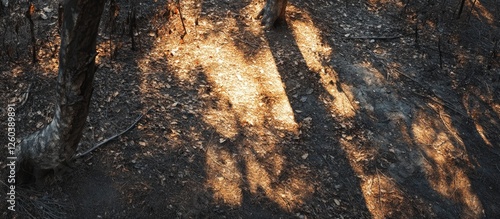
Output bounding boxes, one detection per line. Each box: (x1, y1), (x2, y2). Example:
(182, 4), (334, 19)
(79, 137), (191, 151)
(1, 0), (499, 218)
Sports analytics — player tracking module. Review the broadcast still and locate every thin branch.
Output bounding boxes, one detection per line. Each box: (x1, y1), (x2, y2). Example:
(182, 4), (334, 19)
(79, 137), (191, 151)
(395, 69), (468, 117)
(345, 33), (411, 40)
(487, 38), (499, 70)
(437, 108), (465, 146)
(74, 108), (150, 158)
(456, 0), (466, 19)
(376, 168), (382, 208)
(177, 0), (187, 39)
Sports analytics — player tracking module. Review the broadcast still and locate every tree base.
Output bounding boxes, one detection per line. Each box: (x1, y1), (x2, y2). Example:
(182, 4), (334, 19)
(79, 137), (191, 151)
(258, 0), (288, 29)
(17, 159), (52, 185)
(17, 158), (74, 186)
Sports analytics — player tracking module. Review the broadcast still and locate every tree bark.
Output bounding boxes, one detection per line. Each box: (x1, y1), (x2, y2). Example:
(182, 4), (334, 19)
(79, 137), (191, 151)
(16, 0), (106, 183)
(258, 0), (288, 29)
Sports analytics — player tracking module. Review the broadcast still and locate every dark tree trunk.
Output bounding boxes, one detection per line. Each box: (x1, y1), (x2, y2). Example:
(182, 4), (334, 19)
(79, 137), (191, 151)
(16, 0), (106, 183)
(0, 0), (5, 17)
(258, 0), (288, 29)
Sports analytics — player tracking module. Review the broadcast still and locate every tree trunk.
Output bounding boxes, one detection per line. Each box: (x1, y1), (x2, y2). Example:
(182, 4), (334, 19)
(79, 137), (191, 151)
(16, 0), (106, 183)
(258, 0), (288, 29)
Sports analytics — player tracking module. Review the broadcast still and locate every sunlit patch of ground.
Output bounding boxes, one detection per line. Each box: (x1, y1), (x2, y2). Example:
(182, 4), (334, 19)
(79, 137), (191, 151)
(2, 0), (499, 218)
(412, 109), (483, 218)
(337, 60), (486, 218)
(136, 0), (314, 211)
(463, 89), (500, 147)
(133, 0), (491, 216)
(469, 1), (495, 24)
(289, 6), (357, 118)
(342, 138), (409, 218)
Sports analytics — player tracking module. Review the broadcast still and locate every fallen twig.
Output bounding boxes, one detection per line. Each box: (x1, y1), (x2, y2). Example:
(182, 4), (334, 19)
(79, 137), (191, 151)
(395, 69), (468, 117)
(345, 33), (410, 40)
(177, 0), (187, 39)
(438, 109), (464, 146)
(376, 168), (382, 208)
(233, 33), (267, 49)
(1, 181), (70, 219)
(234, 37), (260, 48)
(74, 108), (150, 158)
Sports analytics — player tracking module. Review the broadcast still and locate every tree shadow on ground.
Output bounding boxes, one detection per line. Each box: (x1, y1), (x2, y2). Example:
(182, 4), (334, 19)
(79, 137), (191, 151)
(306, 0), (500, 217)
(2, 0), (500, 218)
(262, 24), (371, 216)
(207, 0), (500, 217)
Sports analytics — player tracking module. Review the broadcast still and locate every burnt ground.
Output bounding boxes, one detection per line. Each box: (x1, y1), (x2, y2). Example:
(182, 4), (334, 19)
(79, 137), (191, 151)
(1, 0), (499, 218)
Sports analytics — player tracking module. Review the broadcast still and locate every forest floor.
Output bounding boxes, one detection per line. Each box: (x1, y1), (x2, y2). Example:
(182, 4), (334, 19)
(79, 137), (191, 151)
(1, 0), (500, 218)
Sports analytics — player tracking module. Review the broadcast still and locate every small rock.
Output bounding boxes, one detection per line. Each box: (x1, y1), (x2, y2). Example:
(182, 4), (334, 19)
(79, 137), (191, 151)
(301, 153), (309, 160)
(40, 12), (48, 20)
(43, 7), (53, 13)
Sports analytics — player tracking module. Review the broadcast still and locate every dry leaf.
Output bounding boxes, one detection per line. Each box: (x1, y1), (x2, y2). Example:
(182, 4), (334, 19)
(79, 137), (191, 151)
(334, 199), (340, 205)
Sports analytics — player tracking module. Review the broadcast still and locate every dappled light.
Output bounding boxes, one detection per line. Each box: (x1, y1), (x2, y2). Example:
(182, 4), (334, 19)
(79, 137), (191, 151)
(135, 0), (313, 211)
(203, 103), (240, 139)
(335, 60), (488, 218)
(342, 139), (409, 218)
(336, 61), (415, 217)
(412, 109), (483, 218)
(2, 0), (499, 218)
(463, 91), (500, 148)
(474, 122), (493, 146)
(96, 42), (112, 61)
(289, 6), (357, 118)
(184, 14), (310, 210)
(205, 145), (243, 206)
(470, 1), (495, 24)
